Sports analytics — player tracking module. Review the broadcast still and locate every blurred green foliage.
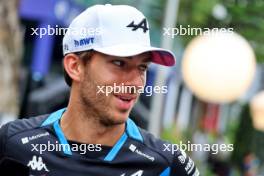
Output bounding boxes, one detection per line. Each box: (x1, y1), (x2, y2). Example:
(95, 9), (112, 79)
(177, 0), (264, 62)
(231, 104), (255, 167)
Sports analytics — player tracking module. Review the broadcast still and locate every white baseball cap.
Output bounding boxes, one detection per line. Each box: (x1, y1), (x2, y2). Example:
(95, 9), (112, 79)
(63, 4), (176, 66)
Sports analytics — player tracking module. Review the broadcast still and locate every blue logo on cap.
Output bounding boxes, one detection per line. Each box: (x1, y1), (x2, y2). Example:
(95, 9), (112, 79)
(74, 37), (94, 47)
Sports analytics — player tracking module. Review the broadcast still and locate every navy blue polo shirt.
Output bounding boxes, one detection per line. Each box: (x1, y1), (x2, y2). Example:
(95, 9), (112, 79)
(0, 108), (199, 176)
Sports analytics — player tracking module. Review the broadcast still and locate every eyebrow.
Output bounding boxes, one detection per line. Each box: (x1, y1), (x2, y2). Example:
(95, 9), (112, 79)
(121, 56), (151, 63)
(142, 57), (151, 63)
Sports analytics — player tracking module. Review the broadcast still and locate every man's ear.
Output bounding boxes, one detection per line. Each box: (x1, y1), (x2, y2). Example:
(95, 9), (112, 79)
(63, 54), (83, 84)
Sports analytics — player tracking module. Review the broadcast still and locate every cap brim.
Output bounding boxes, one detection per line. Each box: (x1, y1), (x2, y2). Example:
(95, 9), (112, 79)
(93, 44), (176, 66)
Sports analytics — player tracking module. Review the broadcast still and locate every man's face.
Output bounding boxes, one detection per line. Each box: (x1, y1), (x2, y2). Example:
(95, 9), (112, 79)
(78, 52), (151, 126)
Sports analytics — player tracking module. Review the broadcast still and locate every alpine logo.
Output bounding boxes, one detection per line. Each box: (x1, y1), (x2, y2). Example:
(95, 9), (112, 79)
(129, 144), (154, 162)
(126, 18), (149, 33)
(27, 155), (49, 172)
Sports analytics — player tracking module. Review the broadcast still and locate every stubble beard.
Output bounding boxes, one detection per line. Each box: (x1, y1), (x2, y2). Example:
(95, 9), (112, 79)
(79, 72), (126, 127)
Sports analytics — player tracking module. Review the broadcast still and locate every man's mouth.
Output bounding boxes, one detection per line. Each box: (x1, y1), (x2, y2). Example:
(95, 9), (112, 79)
(113, 94), (137, 110)
(114, 94), (136, 101)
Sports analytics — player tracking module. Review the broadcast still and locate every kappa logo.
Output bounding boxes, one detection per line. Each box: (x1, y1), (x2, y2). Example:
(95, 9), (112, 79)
(126, 18), (149, 33)
(27, 155), (49, 172)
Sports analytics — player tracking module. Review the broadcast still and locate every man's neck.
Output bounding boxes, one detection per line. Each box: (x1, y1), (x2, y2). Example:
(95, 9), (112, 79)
(60, 104), (125, 147)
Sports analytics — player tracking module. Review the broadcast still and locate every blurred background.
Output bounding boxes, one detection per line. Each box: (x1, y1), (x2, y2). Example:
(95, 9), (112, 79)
(1, 0), (264, 175)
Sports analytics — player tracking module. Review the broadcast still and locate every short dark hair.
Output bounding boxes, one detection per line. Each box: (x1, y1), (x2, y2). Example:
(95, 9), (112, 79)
(63, 50), (94, 87)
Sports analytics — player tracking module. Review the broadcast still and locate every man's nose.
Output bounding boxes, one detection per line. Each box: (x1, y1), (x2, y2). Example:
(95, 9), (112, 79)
(123, 69), (146, 90)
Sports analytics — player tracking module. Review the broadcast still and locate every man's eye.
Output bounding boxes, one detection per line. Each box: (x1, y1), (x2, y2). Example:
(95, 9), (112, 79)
(112, 60), (125, 67)
(139, 65), (148, 72)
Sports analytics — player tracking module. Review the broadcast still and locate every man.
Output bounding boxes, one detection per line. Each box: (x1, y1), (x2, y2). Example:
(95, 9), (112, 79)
(0, 4), (199, 176)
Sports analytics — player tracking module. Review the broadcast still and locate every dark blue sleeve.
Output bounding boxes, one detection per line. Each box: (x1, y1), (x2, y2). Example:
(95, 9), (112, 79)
(171, 150), (199, 176)
(0, 123), (10, 159)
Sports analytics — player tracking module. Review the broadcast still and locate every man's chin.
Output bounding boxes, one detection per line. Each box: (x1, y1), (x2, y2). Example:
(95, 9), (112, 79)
(112, 112), (129, 124)
(99, 112), (129, 127)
